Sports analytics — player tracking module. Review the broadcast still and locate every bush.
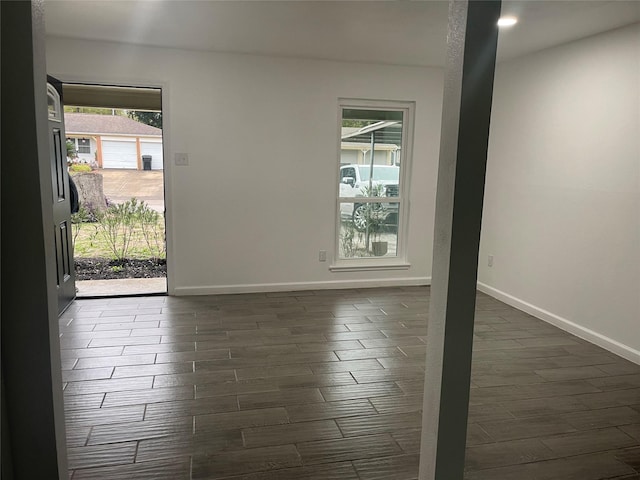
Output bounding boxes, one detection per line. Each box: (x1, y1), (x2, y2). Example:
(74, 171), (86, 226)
(69, 163), (92, 173)
(92, 198), (166, 261)
(71, 205), (96, 247)
(137, 203), (165, 261)
(95, 198), (141, 261)
(66, 139), (78, 160)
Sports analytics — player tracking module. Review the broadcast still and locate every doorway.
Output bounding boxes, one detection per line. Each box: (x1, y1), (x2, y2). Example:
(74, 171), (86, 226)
(62, 83), (167, 297)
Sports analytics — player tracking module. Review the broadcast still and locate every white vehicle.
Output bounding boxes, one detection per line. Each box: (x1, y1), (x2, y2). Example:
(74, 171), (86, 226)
(339, 164), (399, 231)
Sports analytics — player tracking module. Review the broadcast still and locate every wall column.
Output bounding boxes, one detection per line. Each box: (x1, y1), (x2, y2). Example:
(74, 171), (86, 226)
(96, 135), (103, 168)
(419, 1), (501, 479)
(1, 1), (68, 479)
(136, 137), (142, 170)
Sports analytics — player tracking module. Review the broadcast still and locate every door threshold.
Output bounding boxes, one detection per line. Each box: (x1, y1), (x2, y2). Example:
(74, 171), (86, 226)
(76, 277), (167, 298)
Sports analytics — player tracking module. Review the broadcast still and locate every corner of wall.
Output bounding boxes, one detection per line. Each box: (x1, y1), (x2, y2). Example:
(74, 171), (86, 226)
(477, 282), (640, 366)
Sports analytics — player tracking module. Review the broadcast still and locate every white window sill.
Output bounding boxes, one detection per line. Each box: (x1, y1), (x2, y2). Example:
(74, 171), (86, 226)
(329, 262), (411, 272)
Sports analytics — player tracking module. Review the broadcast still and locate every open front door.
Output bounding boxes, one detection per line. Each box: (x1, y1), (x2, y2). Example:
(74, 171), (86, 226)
(47, 75), (76, 314)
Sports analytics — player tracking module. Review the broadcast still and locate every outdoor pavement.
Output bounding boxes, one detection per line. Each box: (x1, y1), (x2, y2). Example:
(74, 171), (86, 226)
(76, 277), (167, 297)
(100, 168), (165, 212)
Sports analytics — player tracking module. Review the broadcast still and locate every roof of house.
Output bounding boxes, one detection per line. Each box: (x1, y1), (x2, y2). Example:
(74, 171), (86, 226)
(341, 122), (402, 145)
(64, 113), (162, 137)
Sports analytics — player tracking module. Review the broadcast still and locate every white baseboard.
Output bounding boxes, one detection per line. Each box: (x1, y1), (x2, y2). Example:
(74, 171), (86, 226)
(477, 282), (640, 366)
(174, 277), (431, 296)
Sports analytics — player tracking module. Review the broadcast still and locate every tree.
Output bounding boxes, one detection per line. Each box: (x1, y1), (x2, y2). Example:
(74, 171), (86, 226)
(127, 111), (162, 129)
(342, 119), (370, 128)
(66, 139), (78, 160)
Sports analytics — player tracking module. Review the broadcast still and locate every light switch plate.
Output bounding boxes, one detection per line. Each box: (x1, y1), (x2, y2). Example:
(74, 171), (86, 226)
(175, 153), (189, 166)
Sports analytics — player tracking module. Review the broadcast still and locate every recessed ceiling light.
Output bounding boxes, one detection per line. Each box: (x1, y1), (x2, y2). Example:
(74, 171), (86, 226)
(498, 16), (518, 27)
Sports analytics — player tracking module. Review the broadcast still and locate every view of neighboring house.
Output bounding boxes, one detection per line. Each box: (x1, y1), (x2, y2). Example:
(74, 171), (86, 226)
(65, 113), (163, 170)
(341, 122), (402, 166)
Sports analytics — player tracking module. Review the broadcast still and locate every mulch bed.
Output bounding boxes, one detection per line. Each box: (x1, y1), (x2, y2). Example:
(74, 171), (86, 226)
(75, 258), (167, 281)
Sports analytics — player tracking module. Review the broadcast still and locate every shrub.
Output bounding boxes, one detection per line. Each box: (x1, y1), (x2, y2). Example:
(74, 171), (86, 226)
(137, 202), (165, 261)
(66, 140), (78, 160)
(69, 163), (92, 173)
(340, 222), (357, 258)
(71, 205), (95, 247)
(95, 198), (142, 261)
(92, 197), (166, 261)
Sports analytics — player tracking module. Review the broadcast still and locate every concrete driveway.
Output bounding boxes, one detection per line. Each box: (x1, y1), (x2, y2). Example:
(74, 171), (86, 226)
(99, 169), (165, 212)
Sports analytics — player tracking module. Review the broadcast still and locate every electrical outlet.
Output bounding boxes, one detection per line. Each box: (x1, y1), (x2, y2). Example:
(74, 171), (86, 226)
(174, 152), (189, 166)
(488, 255), (494, 267)
(319, 250), (327, 262)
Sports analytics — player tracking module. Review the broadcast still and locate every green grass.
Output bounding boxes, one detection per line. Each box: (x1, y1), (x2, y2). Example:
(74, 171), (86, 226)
(72, 215), (166, 260)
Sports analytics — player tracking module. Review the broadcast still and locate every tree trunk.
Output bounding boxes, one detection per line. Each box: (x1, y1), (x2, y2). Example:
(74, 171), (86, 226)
(71, 172), (107, 214)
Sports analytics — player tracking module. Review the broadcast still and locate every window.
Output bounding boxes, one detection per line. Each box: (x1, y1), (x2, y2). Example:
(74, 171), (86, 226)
(67, 137), (91, 155)
(334, 100), (414, 268)
(47, 84), (61, 122)
(77, 138), (91, 154)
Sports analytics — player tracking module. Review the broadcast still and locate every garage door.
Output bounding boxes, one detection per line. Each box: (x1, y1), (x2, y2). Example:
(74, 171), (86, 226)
(102, 140), (138, 169)
(140, 142), (164, 170)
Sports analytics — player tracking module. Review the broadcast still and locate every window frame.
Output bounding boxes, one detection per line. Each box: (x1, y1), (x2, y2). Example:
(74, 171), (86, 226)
(47, 84), (62, 122)
(76, 138), (91, 154)
(331, 99), (415, 271)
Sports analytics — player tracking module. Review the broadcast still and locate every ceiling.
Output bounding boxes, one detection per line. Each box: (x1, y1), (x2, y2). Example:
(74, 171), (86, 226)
(44, 0), (640, 67)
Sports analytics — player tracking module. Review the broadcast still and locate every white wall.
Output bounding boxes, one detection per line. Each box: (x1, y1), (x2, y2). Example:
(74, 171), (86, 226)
(46, 37), (442, 294)
(480, 24), (640, 360)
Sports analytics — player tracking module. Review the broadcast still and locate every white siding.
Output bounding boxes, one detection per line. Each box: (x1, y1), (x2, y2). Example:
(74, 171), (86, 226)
(140, 140), (164, 170)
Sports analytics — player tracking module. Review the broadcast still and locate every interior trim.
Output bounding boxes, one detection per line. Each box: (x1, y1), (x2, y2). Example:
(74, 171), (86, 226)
(173, 276), (431, 296)
(62, 83), (161, 110)
(477, 282), (640, 365)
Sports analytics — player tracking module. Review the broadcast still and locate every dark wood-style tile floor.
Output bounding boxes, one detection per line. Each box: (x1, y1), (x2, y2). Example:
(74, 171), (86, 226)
(59, 287), (640, 479)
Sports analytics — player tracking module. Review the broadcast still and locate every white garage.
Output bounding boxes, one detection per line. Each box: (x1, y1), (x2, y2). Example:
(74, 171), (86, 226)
(102, 139), (138, 169)
(140, 141), (164, 170)
(65, 113), (163, 170)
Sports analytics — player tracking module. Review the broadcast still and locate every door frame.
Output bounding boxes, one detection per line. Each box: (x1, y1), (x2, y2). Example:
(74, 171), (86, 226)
(2, 2), (69, 476)
(50, 75), (176, 295)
